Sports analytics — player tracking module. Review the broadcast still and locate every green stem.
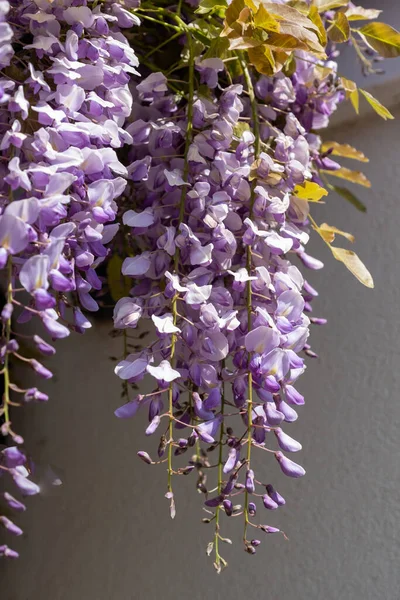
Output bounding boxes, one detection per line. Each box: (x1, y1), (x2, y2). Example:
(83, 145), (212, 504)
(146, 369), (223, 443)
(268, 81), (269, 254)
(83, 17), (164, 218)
(144, 31), (181, 60)
(167, 32), (195, 497)
(3, 258), (13, 426)
(351, 34), (373, 72)
(135, 12), (181, 32)
(122, 329), (129, 401)
(239, 53), (260, 544)
(214, 373), (226, 570)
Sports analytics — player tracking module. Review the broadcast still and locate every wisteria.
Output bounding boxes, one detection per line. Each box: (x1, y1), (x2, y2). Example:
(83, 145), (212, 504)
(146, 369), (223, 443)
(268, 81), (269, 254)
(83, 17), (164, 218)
(1, 0), (399, 571)
(0, 0), (138, 558)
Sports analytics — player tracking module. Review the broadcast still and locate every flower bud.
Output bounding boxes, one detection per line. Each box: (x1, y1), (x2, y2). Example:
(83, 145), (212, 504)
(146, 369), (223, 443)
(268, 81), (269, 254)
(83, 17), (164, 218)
(262, 494), (278, 510)
(266, 484), (286, 506)
(223, 499), (233, 516)
(3, 492), (26, 512)
(30, 359), (53, 379)
(137, 451), (153, 465)
(248, 502), (256, 516)
(12, 473), (40, 496)
(275, 451), (305, 478)
(274, 428), (302, 452)
(260, 525), (280, 534)
(1, 303), (13, 322)
(24, 388), (49, 403)
(1, 447), (26, 468)
(0, 516), (23, 537)
(0, 545), (19, 559)
(33, 335), (56, 356)
(245, 469), (255, 494)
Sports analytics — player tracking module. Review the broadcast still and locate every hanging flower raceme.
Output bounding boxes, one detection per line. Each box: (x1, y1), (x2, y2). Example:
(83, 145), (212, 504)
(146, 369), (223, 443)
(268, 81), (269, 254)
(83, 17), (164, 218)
(0, 0), (139, 557)
(1, 0), (397, 570)
(109, 0), (393, 571)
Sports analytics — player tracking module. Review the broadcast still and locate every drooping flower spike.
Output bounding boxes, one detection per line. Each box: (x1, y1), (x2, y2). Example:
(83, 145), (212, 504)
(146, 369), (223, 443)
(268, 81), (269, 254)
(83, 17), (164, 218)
(0, 0), (138, 556)
(1, 0), (397, 570)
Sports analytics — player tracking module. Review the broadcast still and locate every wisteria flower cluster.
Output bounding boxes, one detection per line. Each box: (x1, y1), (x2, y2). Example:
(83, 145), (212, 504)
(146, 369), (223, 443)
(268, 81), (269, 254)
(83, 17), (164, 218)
(0, 0), (139, 559)
(1, 0), (399, 570)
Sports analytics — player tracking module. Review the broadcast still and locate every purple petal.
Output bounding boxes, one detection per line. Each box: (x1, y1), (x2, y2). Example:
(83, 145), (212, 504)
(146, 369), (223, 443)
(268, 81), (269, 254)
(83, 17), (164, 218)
(275, 451), (305, 478)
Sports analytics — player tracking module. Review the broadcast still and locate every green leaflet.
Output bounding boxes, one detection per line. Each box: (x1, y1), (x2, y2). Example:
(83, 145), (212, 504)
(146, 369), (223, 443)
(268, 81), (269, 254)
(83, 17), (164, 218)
(107, 255), (131, 302)
(331, 185), (367, 213)
(357, 22), (400, 58)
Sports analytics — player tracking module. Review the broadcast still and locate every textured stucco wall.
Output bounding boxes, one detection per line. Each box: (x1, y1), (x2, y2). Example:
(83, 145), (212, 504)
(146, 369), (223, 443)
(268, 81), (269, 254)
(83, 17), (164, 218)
(2, 103), (400, 600)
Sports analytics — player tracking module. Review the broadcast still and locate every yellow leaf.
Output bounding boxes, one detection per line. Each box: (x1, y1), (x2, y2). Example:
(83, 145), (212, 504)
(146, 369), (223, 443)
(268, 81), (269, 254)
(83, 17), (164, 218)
(263, 2), (319, 31)
(331, 247), (374, 288)
(248, 44), (276, 74)
(350, 88), (359, 114)
(322, 167), (371, 188)
(107, 255), (132, 302)
(320, 141), (369, 162)
(358, 22), (400, 58)
(228, 36), (262, 50)
(328, 12), (350, 43)
(225, 0), (246, 26)
(341, 76), (357, 95)
(293, 181), (329, 201)
(244, 0), (258, 10)
(340, 77), (359, 113)
(345, 6), (381, 21)
(254, 4), (280, 31)
(360, 89), (394, 120)
(283, 52), (297, 76)
(318, 223), (355, 243)
(279, 21), (326, 56)
(264, 32), (309, 51)
(308, 6), (327, 46)
(314, 0), (348, 12)
(286, 1), (310, 15)
(314, 64), (335, 81)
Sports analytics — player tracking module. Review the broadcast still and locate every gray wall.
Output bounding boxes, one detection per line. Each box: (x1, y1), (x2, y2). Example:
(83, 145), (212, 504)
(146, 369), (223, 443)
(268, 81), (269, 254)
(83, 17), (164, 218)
(2, 80), (400, 600)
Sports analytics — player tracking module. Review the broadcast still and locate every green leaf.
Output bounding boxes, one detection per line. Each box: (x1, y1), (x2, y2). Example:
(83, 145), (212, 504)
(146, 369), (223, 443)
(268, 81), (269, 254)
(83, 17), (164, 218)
(359, 89), (395, 120)
(205, 35), (230, 58)
(195, 0), (228, 14)
(107, 255), (132, 302)
(328, 12), (350, 43)
(331, 247), (374, 288)
(358, 22), (400, 58)
(293, 181), (329, 201)
(322, 167), (371, 188)
(191, 28), (212, 46)
(331, 185), (367, 212)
